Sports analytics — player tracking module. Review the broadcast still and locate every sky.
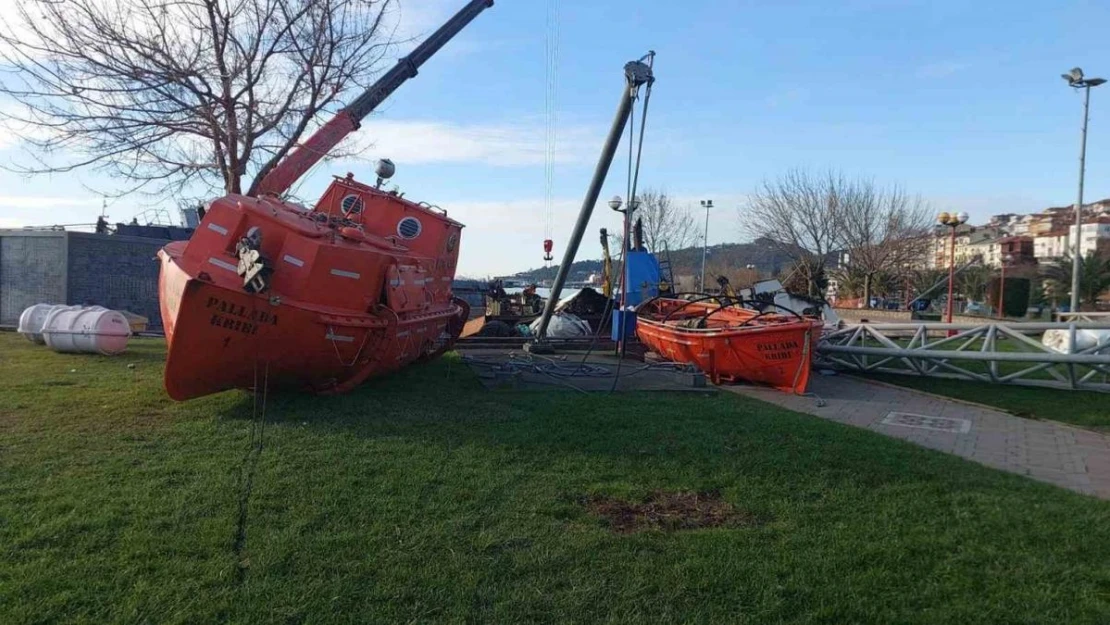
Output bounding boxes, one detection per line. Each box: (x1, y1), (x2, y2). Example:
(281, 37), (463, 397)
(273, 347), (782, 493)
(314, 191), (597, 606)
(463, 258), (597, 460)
(3, 0), (1110, 276)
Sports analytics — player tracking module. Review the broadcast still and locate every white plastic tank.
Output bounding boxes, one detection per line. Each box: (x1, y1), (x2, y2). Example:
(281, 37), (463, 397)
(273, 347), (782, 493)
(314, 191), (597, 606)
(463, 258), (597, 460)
(41, 305), (132, 355)
(17, 304), (60, 344)
(1042, 328), (1110, 354)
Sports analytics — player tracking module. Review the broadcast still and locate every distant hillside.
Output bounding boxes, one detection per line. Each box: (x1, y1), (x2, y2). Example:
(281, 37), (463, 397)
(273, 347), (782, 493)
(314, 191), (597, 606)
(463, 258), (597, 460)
(507, 239), (795, 283)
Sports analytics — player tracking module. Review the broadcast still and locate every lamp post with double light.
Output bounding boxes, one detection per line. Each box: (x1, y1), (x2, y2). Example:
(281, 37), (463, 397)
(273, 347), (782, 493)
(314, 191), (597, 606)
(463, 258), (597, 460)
(1061, 67), (1105, 312)
(938, 211), (969, 323)
(609, 194), (639, 355)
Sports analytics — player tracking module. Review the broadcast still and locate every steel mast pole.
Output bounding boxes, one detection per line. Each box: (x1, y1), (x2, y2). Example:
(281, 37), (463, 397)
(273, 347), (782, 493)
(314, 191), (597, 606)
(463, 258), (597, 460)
(1070, 85), (1091, 313)
(532, 59), (654, 344)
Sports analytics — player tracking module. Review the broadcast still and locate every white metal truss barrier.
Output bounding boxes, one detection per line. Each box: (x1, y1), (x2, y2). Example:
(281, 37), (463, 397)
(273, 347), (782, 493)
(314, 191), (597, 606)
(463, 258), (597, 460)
(817, 321), (1110, 393)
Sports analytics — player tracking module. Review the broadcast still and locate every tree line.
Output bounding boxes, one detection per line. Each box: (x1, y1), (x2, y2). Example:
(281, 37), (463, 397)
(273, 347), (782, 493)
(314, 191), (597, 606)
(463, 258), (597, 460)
(740, 169), (933, 305)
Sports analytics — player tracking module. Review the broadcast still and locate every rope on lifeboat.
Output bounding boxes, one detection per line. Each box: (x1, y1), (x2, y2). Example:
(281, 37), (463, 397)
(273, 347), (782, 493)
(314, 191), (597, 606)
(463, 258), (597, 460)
(328, 325), (373, 367)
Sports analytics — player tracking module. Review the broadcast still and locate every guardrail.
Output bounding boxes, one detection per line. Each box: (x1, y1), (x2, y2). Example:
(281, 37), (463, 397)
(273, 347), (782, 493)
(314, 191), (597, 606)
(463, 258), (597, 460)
(817, 321), (1110, 392)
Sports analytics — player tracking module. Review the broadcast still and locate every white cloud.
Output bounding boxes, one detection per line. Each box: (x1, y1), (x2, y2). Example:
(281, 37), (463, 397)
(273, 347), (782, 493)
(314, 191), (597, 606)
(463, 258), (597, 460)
(449, 192), (749, 276)
(342, 119), (599, 167)
(0, 195), (101, 209)
(917, 61), (967, 79)
(0, 195), (103, 228)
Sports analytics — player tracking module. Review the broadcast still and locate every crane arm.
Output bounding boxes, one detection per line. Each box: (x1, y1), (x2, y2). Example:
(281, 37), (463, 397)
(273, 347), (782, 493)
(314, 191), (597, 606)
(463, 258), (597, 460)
(254, 0), (494, 197)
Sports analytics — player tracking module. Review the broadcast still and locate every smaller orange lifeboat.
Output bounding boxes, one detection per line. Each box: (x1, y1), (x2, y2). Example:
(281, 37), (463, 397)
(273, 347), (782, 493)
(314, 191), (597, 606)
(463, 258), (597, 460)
(635, 296), (823, 394)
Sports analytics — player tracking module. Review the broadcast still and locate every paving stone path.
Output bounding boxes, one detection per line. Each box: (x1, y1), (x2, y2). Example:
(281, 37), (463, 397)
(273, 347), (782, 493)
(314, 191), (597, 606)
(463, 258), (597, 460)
(726, 374), (1110, 499)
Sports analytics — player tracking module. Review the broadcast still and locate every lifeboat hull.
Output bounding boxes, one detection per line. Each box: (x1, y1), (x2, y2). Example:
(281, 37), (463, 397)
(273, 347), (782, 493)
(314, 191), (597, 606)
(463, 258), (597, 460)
(158, 244), (466, 400)
(636, 299), (823, 394)
(157, 175), (470, 401)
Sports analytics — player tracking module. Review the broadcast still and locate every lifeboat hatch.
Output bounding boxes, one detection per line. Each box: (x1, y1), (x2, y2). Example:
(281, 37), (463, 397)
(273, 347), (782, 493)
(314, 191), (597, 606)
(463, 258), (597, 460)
(385, 264), (432, 313)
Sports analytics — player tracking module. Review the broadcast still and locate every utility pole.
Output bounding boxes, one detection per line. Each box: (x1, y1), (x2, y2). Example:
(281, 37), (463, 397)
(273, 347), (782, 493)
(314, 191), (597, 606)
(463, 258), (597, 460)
(938, 211), (968, 330)
(1061, 67), (1105, 312)
(699, 199), (712, 291)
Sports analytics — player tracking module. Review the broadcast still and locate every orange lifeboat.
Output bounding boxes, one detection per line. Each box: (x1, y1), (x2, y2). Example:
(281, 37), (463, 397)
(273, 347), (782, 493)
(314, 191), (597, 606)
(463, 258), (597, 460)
(158, 177), (468, 400)
(635, 296), (823, 394)
(157, 0), (493, 400)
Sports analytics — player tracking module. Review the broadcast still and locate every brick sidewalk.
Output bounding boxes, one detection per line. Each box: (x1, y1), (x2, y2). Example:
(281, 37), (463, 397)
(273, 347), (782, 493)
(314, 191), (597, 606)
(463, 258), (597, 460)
(726, 375), (1110, 499)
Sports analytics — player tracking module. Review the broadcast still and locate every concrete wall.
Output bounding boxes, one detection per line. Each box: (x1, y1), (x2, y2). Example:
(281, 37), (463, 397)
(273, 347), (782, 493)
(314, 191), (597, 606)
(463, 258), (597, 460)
(0, 230), (170, 331)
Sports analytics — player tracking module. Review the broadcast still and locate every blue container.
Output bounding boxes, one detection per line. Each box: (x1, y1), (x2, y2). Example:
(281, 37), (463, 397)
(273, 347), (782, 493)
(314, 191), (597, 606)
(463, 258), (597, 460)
(611, 308), (637, 341)
(623, 251), (661, 307)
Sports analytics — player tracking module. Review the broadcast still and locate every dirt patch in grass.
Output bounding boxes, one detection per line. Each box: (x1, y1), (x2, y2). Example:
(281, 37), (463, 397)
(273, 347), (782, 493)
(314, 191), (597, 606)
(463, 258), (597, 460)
(582, 489), (759, 533)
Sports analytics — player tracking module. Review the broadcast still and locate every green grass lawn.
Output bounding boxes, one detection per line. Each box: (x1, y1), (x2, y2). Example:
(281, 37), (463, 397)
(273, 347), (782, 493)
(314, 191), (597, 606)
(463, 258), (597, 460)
(2, 332), (1110, 624)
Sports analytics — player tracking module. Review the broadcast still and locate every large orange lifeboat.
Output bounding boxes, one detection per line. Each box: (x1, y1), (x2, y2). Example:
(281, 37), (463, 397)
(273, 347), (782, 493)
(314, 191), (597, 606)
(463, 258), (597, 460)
(157, 0), (493, 400)
(158, 174), (469, 400)
(635, 296), (823, 394)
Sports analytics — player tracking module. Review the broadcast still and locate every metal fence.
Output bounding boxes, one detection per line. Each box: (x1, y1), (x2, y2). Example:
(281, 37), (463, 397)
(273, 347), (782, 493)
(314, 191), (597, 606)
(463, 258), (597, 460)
(817, 321), (1110, 392)
(1055, 311), (1110, 323)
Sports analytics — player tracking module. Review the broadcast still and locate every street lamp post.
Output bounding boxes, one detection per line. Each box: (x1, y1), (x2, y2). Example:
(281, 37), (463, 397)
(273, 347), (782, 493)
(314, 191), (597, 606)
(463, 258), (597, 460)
(609, 195), (638, 356)
(1062, 67), (1105, 313)
(699, 199), (713, 291)
(938, 211), (969, 324)
(997, 253), (1014, 319)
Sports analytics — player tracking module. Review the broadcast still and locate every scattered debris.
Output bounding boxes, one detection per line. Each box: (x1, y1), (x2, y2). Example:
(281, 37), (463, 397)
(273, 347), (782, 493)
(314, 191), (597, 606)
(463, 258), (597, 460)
(581, 489), (760, 533)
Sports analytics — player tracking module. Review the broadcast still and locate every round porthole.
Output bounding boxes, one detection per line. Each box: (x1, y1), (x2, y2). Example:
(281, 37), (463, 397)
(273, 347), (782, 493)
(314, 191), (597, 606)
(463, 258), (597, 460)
(397, 216), (422, 239)
(446, 232), (459, 252)
(340, 194), (364, 215)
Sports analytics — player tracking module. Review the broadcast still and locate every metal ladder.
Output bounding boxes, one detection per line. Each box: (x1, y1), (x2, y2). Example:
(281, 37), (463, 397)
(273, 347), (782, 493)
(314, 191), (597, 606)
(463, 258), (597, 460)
(657, 244), (676, 293)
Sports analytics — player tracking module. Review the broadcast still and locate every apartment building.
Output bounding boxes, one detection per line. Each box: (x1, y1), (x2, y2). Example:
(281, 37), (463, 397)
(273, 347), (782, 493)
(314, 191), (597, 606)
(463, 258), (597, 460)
(986, 236), (1035, 267)
(1068, 218), (1110, 258)
(1034, 231), (1069, 261)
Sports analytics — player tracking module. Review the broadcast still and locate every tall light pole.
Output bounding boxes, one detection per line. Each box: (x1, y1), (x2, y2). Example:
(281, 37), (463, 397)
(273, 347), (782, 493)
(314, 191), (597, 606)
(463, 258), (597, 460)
(1062, 67), (1105, 312)
(938, 211), (969, 324)
(700, 199), (713, 291)
(609, 194), (638, 356)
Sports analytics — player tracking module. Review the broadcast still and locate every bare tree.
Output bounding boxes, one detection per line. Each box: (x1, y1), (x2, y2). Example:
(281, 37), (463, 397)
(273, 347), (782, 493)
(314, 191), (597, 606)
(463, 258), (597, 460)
(744, 169), (932, 303)
(612, 188), (697, 254)
(0, 0), (394, 199)
(635, 189), (697, 253)
(741, 169), (845, 297)
(836, 182), (932, 307)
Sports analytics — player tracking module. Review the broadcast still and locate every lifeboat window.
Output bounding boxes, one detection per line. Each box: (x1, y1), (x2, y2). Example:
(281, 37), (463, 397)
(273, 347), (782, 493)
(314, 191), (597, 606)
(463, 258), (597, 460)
(340, 194), (364, 215)
(397, 216), (422, 239)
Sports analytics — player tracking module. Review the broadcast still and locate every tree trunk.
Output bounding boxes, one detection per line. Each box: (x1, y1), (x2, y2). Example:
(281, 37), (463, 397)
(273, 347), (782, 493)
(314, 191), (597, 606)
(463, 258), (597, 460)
(863, 273), (873, 309)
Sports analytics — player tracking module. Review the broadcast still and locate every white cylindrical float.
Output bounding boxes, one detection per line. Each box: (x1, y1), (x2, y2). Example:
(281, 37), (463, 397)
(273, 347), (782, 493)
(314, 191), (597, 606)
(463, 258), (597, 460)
(1042, 328), (1110, 354)
(41, 305), (132, 355)
(17, 304), (61, 344)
